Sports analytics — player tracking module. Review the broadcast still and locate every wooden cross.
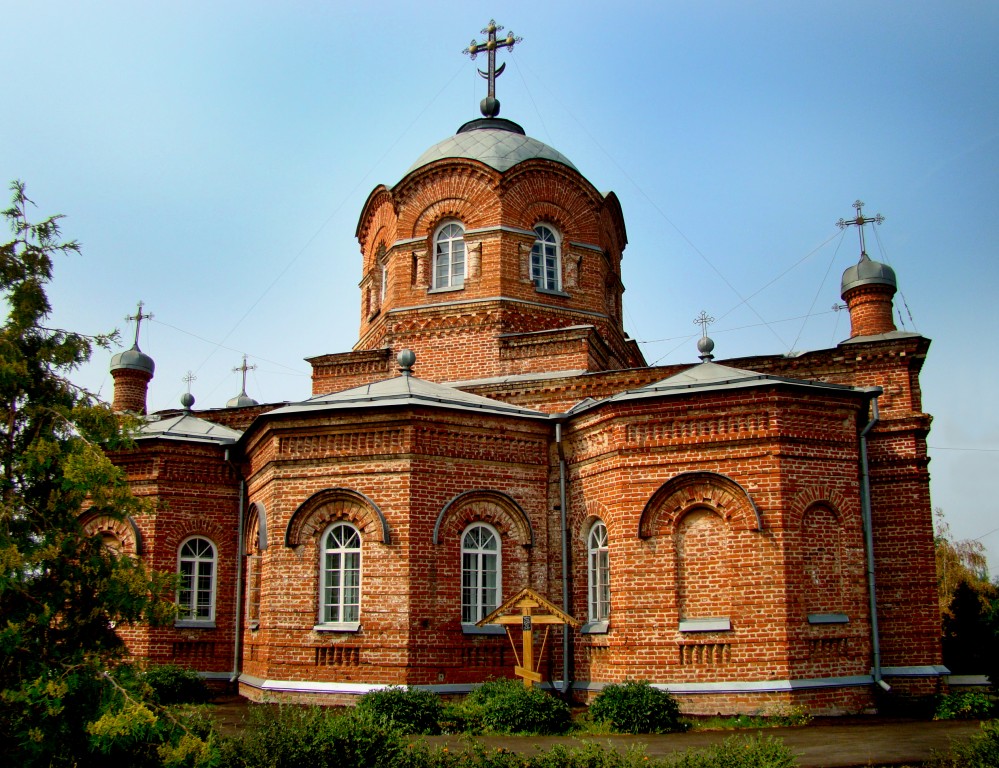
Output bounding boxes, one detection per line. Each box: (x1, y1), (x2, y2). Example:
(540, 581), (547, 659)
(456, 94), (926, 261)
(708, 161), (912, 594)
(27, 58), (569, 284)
(836, 200), (884, 258)
(477, 587), (580, 688)
(232, 354), (257, 396)
(125, 300), (153, 349)
(463, 20), (522, 117)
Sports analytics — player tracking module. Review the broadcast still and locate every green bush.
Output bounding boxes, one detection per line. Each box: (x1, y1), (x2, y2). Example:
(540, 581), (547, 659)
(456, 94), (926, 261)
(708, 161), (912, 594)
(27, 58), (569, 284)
(221, 705), (403, 768)
(439, 699), (486, 734)
(590, 681), (688, 734)
(935, 719), (999, 767)
(141, 665), (211, 706)
(463, 678), (572, 735)
(934, 690), (996, 720)
(399, 740), (657, 768)
(666, 734), (796, 768)
(356, 686), (443, 734)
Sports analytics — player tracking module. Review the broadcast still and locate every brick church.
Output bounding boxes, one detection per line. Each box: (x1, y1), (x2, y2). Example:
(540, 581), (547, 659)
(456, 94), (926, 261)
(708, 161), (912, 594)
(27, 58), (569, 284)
(90, 23), (942, 714)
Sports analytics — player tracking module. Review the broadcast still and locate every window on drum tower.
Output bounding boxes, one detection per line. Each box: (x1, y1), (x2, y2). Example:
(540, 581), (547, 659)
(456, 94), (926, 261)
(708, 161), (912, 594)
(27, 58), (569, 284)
(433, 222), (465, 289)
(531, 224), (561, 291)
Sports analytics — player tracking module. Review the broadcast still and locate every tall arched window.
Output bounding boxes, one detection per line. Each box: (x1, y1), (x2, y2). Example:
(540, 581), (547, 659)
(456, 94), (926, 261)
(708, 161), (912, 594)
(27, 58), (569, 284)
(461, 523), (500, 623)
(531, 224), (560, 291)
(587, 520), (610, 622)
(320, 521), (361, 625)
(434, 222), (465, 289)
(177, 536), (216, 624)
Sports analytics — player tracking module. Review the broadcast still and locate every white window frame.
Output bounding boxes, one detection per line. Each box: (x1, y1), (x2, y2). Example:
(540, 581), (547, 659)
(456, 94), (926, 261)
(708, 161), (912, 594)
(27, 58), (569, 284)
(176, 536), (217, 627)
(317, 521), (361, 631)
(433, 221), (466, 290)
(586, 520), (610, 630)
(461, 522), (501, 625)
(531, 224), (561, 292)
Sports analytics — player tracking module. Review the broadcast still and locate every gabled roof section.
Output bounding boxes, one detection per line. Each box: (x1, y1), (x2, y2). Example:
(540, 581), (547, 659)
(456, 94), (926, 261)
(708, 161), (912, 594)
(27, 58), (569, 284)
(267, 373), (549, 421)
(136, 413), (243, 445)
(603, 360), (869, 405)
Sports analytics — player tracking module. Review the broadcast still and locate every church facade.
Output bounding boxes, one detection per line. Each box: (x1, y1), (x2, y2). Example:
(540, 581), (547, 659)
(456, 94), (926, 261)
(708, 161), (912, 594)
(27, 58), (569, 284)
(93, 26), (942, 714)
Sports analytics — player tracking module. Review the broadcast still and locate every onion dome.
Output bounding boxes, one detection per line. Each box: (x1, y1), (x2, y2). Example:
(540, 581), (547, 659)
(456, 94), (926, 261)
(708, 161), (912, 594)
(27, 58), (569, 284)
(841, 253), (897, 296)
(110, 344), (155, 375)
(227, 391), (259, 408)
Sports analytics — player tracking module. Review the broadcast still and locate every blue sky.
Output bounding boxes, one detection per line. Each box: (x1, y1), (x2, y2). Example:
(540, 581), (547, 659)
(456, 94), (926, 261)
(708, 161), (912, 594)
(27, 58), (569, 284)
(3, 1), (997, 572)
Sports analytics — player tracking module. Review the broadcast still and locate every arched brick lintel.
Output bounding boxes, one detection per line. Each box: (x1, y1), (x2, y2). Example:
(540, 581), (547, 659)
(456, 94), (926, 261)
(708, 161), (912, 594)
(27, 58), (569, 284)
(432, 489), (534, 547)
(285, 488), (391, 547)
(638, 471), (763, 539)
(79, 512), (144, 556)
(246, 501), (268, 551)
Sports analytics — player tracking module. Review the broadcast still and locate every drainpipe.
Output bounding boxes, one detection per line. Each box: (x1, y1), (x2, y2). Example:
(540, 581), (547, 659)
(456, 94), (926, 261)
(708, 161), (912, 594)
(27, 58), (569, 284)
(859, 391), (890, 692)
(555, 420), (572, 696)
(226, 447), (246, 687)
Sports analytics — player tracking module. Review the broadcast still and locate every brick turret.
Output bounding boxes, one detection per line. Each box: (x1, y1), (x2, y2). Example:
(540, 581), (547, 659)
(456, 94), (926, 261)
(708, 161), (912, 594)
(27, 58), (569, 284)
(841, 254), (897, 338)
(110, 346), (154, 414)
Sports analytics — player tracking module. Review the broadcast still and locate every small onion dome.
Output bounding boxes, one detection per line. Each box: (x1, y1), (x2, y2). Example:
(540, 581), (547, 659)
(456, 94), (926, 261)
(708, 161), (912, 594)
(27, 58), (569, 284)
(397, 348), (416, 375)
(110, 345), (155, 375)
(180, 392), (195, 411)
(841, 253), (897, 295)
(697, 335), (715, 362)
(226, 391), (259, 408)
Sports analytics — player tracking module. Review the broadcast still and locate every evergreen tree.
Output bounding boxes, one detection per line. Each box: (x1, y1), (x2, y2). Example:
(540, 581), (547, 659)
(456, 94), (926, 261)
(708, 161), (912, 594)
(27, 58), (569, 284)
(0, 181), (174, 766)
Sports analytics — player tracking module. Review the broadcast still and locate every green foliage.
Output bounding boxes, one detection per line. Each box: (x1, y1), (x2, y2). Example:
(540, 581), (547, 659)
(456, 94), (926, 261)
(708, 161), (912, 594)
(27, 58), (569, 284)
(356, 686), (443, 735)
(221, 704), (404, 768)
(439, 699), (486, 734)
(933, 691), (996, 720)
(142, 665), (211, 706)
(0, 181), (174, 766)
(590, 681), (688, 734)
(462, 678), (572, 735)
(400, 740), (657, 768)
(665, 734), (797, 768)
(933, 719), (999, 768)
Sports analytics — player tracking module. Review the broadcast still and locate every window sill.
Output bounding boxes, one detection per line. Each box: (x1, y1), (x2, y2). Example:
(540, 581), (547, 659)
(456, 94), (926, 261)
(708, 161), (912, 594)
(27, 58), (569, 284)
(462, 623), (505, 636)
(679, 618), (731, 633)
(428, 285), (465, 294)
(534, 286), (570, 298)
(581, 620), (609, 635)
(313, 622), (361, 633)
(808, 613), (849, 625)
(175, 620), (216, 629)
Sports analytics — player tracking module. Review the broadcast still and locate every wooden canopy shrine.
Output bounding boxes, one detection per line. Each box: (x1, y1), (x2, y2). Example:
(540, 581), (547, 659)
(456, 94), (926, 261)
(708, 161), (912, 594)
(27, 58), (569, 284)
(476, 587), (580, 687)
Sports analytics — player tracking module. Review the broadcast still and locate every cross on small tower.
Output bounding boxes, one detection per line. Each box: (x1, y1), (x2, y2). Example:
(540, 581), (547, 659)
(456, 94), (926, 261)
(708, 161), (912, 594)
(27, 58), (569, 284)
(233, 354), (257, 396)
(694, 310), (715, 339)
(463, 19), (522, 118)
(836, 200), (884, 259)
(182, 371), (197, 394)
(125, 301), (153, 349)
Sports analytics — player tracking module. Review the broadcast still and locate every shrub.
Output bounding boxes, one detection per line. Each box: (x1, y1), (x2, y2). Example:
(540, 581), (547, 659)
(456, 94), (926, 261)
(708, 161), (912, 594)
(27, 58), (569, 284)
(590, 681), (688, 734)
(463, 678), (572, 735)
(666, 734), (796, 768)
(934, 690), (996, 720)
(439, 699), (486, 734)
(356, 686), (443, 734)
(223, 704), (403, 768)
(141, 665), (210, 706)
(935, 719), (999, 767)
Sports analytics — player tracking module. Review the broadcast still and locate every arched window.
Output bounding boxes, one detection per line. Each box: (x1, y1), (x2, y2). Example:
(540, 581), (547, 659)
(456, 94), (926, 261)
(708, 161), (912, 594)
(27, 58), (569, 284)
(587, 520), (610, 622)
(177, 536), (216, 624)
(531, 225), (560, 291)
(461, 523), (500, 623)
(434, 222), (465, 289)
(320, 521), (361, 625)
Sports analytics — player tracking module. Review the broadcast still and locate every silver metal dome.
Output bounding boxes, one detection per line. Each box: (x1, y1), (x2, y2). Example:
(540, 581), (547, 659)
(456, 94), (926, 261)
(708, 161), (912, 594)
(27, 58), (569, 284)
(110, 345), (155, 375)
(406, 123), (577, 176)
(841, 254), (897, 295)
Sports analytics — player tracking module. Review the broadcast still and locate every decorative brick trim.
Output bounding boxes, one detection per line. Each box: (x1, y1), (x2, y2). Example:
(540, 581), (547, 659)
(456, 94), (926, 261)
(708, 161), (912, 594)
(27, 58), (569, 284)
(285, 488), (391, 547)
(432, 489), (534, 546)
(79, 512), (143, 556)
(639, 471), (763, 538)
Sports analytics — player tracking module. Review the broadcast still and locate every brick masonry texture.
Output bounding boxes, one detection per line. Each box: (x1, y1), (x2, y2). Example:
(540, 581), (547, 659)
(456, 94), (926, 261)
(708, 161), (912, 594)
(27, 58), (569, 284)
(107, 134), (940, 716)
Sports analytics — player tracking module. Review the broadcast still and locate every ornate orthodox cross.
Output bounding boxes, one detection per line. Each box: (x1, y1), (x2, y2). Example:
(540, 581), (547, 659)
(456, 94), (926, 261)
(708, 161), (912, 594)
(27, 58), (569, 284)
(182, 371), (197, 394)
(694, 310), (715, 339)
(233, 354), (257, 395)
(836, 200), (884, 258)
(125, 300), (153, 349)
(463, 19), (522, 117)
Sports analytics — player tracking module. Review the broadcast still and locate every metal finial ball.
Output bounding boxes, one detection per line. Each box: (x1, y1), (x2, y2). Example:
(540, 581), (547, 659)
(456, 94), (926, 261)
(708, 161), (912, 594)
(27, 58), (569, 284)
(180, 392), (195, 410)
(480, 96), (500, 117)
(397, 349), (416, 373)
(697, 336), (715, 355)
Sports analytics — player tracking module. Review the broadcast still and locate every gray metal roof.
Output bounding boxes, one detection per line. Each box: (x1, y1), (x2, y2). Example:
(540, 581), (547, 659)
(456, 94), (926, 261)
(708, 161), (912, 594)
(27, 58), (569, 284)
(110, 345), (155, 374)
(406, 129), (578, 176)
(841, 254), (897, 294)
(604, 360), (867, 405)
(136, 413), (243, 445)
(268, 373), (548, 420)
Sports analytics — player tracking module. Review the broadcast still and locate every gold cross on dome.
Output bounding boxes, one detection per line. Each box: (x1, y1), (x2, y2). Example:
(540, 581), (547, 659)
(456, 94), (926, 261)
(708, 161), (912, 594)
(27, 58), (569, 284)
(232, 354), (257, 395)
(836, 200), (884, 259)
(463, 20), (522, 116)
(125, 300), (153, 349)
